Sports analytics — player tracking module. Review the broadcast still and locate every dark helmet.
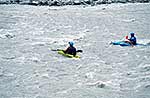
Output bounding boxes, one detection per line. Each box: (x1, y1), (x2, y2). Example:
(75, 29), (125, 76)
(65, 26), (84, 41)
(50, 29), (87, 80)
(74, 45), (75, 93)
(69, 41), (74, 46)
(130, 32), (135, 37)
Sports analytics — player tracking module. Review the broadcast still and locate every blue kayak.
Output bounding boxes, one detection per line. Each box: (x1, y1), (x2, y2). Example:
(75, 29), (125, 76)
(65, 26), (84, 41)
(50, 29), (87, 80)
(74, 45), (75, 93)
(111, 41), (146, 46)
(112, 41), (131, 46)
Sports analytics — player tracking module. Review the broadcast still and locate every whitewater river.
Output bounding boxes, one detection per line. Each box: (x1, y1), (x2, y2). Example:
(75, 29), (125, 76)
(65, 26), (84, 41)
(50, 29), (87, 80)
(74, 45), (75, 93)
(0, 3), (150, 98)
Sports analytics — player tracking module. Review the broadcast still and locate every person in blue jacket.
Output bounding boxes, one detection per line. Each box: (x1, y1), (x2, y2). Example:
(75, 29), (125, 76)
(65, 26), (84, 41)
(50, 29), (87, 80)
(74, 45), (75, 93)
(64, 41), (76, 56)
(129, 32), (137, 45)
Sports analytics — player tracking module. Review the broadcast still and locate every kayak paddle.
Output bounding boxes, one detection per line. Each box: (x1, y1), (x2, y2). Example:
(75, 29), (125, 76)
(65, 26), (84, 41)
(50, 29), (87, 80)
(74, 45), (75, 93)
(51, 49), (83, 53)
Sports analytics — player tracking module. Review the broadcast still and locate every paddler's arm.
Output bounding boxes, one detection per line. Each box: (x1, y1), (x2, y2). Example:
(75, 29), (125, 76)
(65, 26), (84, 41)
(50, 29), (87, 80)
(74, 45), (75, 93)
(63, 47), (69, 53)
(125, 40), (134, 47)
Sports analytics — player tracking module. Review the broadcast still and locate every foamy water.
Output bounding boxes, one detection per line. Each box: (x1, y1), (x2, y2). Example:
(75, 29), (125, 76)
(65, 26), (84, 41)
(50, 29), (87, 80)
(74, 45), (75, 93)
(0, 3), (150, 98)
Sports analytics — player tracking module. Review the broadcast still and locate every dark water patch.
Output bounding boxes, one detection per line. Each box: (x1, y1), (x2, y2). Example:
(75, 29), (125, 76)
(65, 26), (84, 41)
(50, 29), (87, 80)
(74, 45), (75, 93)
(5, 33), (15, 39)
(0, 34), (15, 39)
(141, 65), (150, 72)
(145, 85), (150, 89)
(2, 56), (16, 60)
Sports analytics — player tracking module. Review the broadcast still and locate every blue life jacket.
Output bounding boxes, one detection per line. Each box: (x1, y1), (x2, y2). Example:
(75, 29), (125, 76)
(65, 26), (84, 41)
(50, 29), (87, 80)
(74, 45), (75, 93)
(129, 36), (136, 45)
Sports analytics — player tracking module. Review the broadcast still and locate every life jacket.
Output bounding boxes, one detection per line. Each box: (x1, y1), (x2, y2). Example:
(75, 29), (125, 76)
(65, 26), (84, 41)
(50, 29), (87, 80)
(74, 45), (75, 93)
(129, 36), (136, 45)
(65, 46), (76, 56)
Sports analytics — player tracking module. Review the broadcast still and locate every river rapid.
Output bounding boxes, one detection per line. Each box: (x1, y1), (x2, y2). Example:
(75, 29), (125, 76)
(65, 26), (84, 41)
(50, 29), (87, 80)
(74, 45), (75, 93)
(0, 3), (150, 98)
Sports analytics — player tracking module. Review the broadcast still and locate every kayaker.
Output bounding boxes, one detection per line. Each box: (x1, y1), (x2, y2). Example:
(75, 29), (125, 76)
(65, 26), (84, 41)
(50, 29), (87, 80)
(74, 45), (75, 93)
(124, 32), (136, 46)
(129, 32), (136, 45)
(129, 32), (137, 45)
(64, 41), (76, 57)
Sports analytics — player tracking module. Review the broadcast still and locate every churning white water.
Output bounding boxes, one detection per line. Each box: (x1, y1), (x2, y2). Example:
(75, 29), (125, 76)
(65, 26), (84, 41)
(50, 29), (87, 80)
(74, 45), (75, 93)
(0, 3), (150, 98)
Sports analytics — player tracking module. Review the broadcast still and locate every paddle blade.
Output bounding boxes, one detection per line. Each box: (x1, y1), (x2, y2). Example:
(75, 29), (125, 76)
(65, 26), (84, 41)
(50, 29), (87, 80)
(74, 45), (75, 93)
(77, 50), (83, 52)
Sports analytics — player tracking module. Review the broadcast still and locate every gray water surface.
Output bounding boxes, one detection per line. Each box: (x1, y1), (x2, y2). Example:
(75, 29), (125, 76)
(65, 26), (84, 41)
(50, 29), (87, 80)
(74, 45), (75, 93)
(0, 3), (150, 98)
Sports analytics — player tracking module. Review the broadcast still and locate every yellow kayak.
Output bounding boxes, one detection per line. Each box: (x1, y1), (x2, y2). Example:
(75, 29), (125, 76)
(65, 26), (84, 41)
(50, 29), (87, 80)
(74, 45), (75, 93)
(58, 50), (80, 58)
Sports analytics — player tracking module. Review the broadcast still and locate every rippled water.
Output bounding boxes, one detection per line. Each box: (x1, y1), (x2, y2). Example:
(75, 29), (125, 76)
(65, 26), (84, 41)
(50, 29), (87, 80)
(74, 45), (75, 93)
(0, 3), (150, 98)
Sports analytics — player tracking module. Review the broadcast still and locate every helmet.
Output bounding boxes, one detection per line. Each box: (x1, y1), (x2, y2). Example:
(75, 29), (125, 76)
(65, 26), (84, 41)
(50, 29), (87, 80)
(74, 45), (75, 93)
(69, 41), (74, 46)
(130, 32), (135, 37)
(130, 32), (135, 35)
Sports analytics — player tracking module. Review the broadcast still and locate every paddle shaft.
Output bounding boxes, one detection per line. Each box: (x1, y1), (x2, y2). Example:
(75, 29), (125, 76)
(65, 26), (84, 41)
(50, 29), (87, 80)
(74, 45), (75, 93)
(51, 49), (83, 52)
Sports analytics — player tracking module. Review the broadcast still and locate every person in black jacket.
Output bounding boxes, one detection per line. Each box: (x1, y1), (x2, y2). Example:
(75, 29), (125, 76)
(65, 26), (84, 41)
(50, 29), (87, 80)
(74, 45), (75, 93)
(64, 41), (76, 56)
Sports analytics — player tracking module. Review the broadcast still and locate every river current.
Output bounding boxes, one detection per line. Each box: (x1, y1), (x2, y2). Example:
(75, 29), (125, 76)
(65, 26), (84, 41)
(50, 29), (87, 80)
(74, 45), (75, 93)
(0, 3), (150, 98)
